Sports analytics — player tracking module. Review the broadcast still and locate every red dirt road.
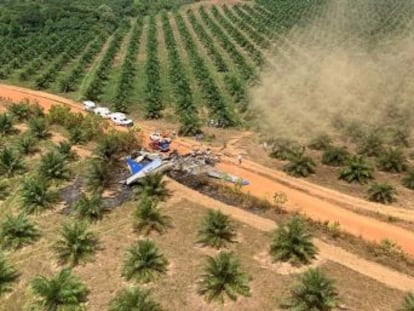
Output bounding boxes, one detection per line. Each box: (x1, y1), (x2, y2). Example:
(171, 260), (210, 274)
(2, 84), (414, 256)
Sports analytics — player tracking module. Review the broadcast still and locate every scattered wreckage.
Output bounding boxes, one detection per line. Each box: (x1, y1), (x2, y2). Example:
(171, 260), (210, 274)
(123, 149), (249, 187)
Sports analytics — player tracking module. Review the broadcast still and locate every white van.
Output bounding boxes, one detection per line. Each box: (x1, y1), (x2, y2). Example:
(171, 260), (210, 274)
(83, 100), (96, 111)
(110, 112), (133, 127)
(93, 107), (112, 118)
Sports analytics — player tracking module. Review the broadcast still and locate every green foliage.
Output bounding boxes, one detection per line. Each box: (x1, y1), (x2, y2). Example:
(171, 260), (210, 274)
(72, 193), (109, 223)
(357, 131), (384, 157)
(133, 196), (172, 235)
(30, 268), (88, 311)
(283, 153), (316, 178)
(400, 292), (414, 311)
(122, 239), (168, 283)
(198, 251), (250, 304)
(55, 141), (77, 161)
(308, 134), (332, 150)
(85, 158), (112, 193)
(377, 148), (407, 173)
(20, 176), (59, 214)
(0, 181), (8, 200)
(7, 101), (31, 121)
(53, 221), (99, 267)
(367, 183), (396, 204)
(268, 139), (303, 160)
(38, 151), (71, 180)
(108, 287), (163, 311)
(197, 210), (236, 249)
(0, 113), (16, 136)
(28, 117), (50, 139)
(0, 147), (25, 177)
(135, 172), (170, 201)
(94, 130), (139, 161)
(284, 268), (339, 311)
(402, 170), (414, 190)
(321, 146), (350, 166)
(15, 133), (38, 155)
(0, 254), (18, 297)
(0, 213), (39, 250)
(339, 155), (374, 184)
(270, 216), (318, 266)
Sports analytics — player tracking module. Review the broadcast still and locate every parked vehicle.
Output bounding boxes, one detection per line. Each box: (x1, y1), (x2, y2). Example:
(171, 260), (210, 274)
(93, 107), (112, 118)
(110, 112), (133, 127)
(83, 100), (96, 111)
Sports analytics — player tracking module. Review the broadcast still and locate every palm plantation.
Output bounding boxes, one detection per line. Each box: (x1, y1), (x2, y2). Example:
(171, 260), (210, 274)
(53, 221), (99, 266)
(122, 239), (168, 283)
(38, 151), (71, 180)
(133, 196), (172, 235)
(0, 213), (39, 249)
(284, 268), (339, 311)
(72, 193), (109, 222)
(108, 287), (164, 311)
(197, 210), (237, 249)
(30, 268), (88, 310)
(0, 254), (18, 297)
(270, 216), (318, 266)
(198, 251), (250, 304)
(20, 176), (58, 214)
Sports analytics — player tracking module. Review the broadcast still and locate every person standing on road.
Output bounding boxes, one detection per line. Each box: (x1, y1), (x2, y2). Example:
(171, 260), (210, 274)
(237, 154), (243, 166)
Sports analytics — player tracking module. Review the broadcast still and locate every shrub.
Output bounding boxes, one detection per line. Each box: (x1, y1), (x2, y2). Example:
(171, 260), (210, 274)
(402, 170), (414, 190)
(339, 155), (374, 184)
(197, 210), (236, 249)
(321, 146), (350, 166)
(367, 183), (396, 204)
(377, 148), (407, 173)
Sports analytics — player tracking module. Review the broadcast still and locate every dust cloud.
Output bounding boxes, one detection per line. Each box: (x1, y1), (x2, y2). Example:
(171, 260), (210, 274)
(251, 0), (414, 143)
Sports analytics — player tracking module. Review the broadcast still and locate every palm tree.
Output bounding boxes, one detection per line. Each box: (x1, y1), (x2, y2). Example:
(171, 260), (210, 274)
(86, 158), (112, 192)
(0, 147), (25, 177)
(135, 173), (171, 201)
(15, 133), (38, 155)
(198, 251), (250, 304)
(122, 239), (168, 283)
(7, 102), (31, 121)
(284, 268), (338, 311)
(402, 170), (414, 190)
(269, 139), (303, 160)
(357, 131), (384, 157)
(0, 213), (39, 250)
(270, 216), (318, 266)
(197, 210), (237, 249)
(20, 176), (59, 214)
(283, 153), (316, 178)
(367, 183), (396, 204)
(108, 287), (164, 311)
(55, 141), (77, 161)
(72, 193), (109, 222)
(400, 292), (414, 311)
(38, 151), (70, 180)
(53, 221), (99, 266)
(377, 148), (407, 173)
(30, 268), (88, 311)
(0, 254), (19, 297)
(0, 113), (16, 136)
(339, 155), (374, 184)
(308, 134), (332, 151)
(28, 117), (50, 139)
(133, 196), (172, 235)
(321, 146), (350, 167)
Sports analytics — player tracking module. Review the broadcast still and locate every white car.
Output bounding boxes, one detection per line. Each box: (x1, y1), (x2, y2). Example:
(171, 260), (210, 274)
(83, 100), (96, 111)
(93, 107), (112, 118)
(110, 112), (133, 127)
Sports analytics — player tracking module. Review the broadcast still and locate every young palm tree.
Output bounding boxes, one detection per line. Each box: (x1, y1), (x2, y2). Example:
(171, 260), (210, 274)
(367, 183), (396, 204)
(0, 213), (39, 250)
(284, 268), (338, 311)
(30, 268), (88, 310)
(269, 139), (303, 160)
(358, 131), (384, 157)
(0, 254), (19, 297)
(198, 251), (250, 304)
(197, 210), (237, 249)
(270, 216), (318, 266)
(308, 134), (332, 151)
(400, 292), (414, 311)
(135, 173), (171, 201)
(15, 133), (38, 155)
(0, 113), (16, 136)
(402, 170), (414, 190)
(86, 158), (112, 192)
(321, 146), (350, 167)
(0, 147), (25, 177)
(122, 239), (168, 283)
(20, 176), (59, 214)
(55, 141), (77, 161)
(28, 117), (50, 139)
(72, 193), (109, 222)
(53, 221), (99, 266)
(283, 153), (316, 178)
(339, 155), (374, 184)
(38, 151), (70, 180)
(377, 148), (407, 173)
(108, 287), (164, 311)
(7, 102), (31, 121)
(133, 196), (172, 235)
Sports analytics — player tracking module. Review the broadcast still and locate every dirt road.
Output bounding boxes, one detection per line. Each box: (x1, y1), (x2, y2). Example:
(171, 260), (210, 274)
(2, 83), (414, 257)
